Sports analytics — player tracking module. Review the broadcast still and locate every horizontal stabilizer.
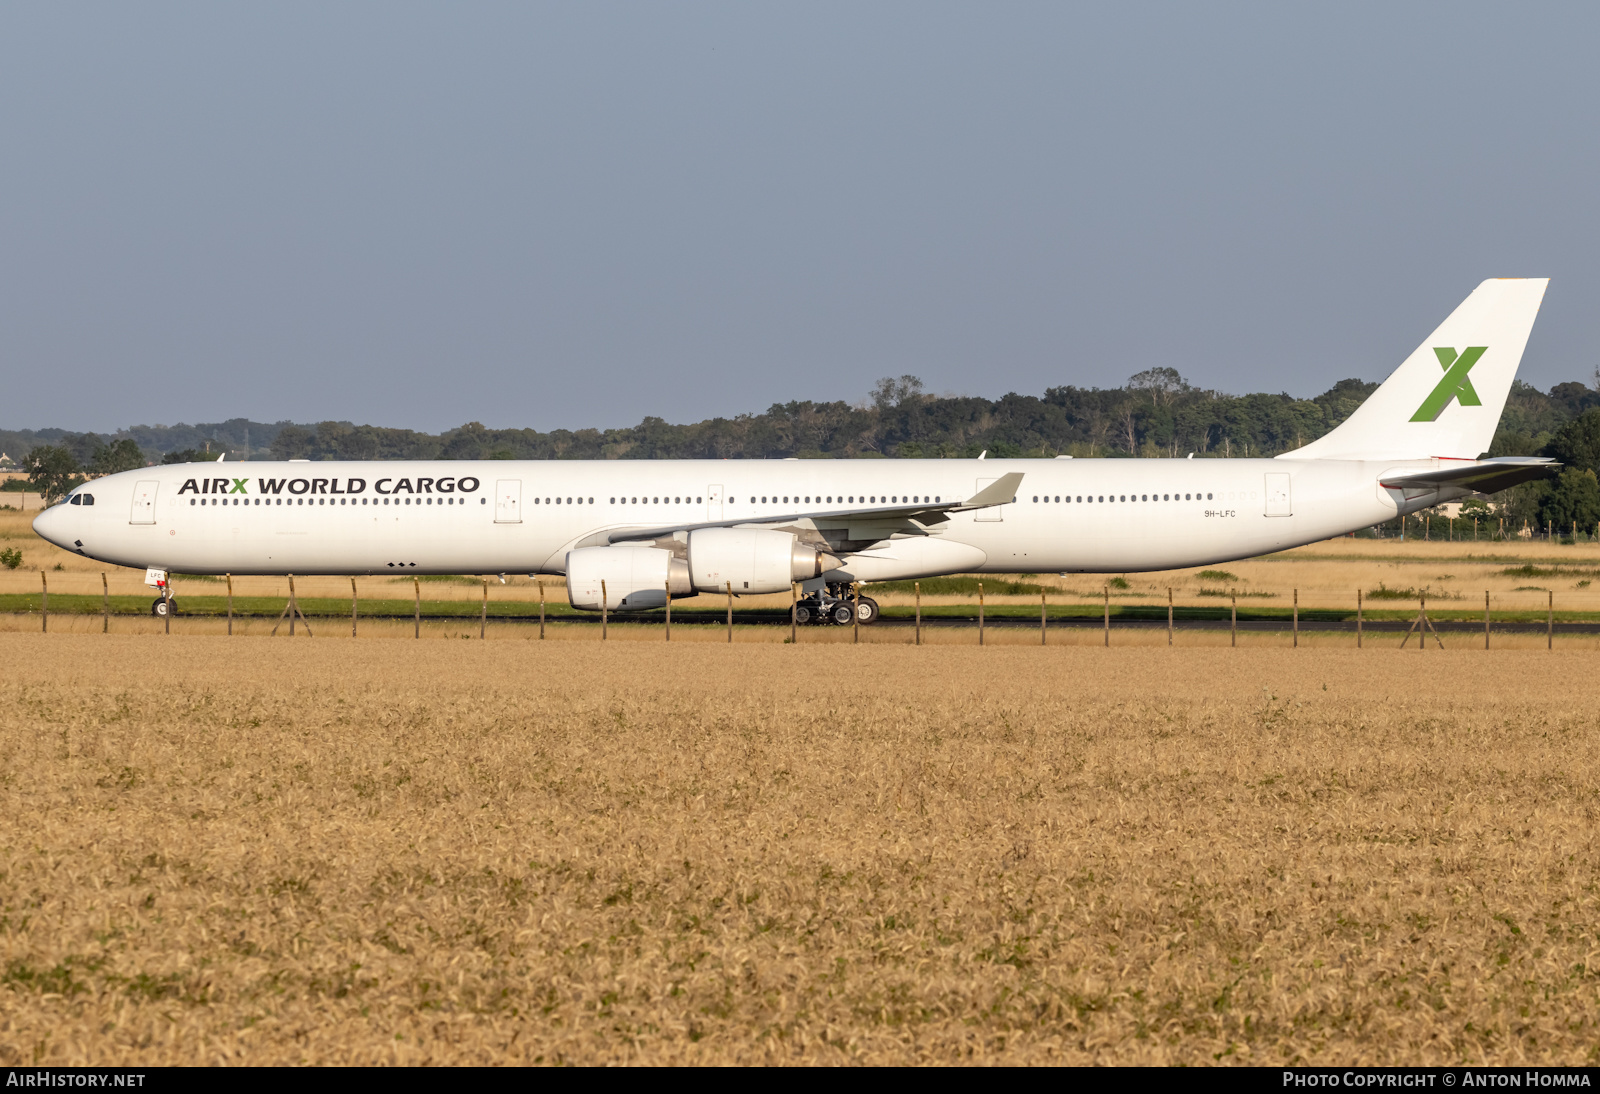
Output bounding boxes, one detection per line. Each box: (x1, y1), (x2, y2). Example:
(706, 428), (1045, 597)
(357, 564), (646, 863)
(1379, 457), (1560, 494)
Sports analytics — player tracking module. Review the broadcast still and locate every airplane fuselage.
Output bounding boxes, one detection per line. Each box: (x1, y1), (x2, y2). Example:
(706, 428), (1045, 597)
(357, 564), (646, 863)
(33, 456), (1441, 581)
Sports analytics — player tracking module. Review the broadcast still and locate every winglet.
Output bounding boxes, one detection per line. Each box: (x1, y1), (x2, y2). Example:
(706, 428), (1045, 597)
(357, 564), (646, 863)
(954, 472), (1024, 511)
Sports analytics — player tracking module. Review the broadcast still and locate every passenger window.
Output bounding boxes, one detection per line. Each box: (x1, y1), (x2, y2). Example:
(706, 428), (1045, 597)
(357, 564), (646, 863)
(1207, 493), (1213, 500)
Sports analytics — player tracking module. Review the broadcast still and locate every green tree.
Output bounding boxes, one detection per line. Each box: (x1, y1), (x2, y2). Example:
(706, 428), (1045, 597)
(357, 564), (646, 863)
(89, 438), (146, 474)
(160, 449), (210, 465)
(270, 426), (312, 460)
(1542, 408), (1600, 473)
(1536, 468), (1600, 533)
(23, 445), (83, 501)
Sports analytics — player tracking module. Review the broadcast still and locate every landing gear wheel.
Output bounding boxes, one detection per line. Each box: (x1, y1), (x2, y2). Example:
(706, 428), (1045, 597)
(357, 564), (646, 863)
(830, 603), (855, 626)
(853, 597), (880, 625)
(794, 604), (814, 625)
(151, 597), (176, 617)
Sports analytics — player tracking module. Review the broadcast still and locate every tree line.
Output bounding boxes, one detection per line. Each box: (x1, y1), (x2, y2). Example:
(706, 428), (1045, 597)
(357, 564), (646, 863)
(10, 373), (1600, 520)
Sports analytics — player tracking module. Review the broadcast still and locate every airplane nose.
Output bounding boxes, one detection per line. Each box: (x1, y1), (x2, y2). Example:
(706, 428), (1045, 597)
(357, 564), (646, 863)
(31, 505), (71, 549)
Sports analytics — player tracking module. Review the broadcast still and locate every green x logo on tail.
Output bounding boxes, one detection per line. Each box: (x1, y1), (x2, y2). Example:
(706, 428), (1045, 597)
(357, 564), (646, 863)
(1410, 346), (1486, 422)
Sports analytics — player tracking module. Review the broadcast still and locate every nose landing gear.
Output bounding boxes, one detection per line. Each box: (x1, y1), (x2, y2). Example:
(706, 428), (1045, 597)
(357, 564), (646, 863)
(151, 596), (178, 617)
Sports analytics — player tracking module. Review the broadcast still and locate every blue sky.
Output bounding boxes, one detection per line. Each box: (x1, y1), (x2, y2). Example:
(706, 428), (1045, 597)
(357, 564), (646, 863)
(2, 2), (1595, 433)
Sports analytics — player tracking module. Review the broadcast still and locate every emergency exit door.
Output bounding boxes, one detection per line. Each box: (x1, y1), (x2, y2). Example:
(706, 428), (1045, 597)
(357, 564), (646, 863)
(974, 478), (1004, 521)
(495, 479), (522, 523)
(129, 480), (158, 524)
(1264, 473), (1292, 517)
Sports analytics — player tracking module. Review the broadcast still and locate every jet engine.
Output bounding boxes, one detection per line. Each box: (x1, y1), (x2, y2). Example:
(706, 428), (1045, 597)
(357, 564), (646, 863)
(687, 528), (840, 593)
(566, 546), (693, 611)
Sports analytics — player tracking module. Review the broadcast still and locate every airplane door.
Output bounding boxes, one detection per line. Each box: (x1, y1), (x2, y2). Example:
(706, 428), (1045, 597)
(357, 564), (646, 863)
(974, 478), (1004, 521)
(130, 480), (158, 524)
(1264, 472), (1291, 517)
(707, 484), (724, 521)
(495, 479), (522, 524)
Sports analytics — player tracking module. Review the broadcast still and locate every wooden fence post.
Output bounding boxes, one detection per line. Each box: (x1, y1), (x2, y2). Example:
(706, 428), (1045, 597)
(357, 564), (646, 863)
(1167, 587), (1173, 647)
(664, 580), (670, 642)
(227, 573), (234, 636)
(726, 581), (733, 643)
(413, 576), (420, 639)
(1103, 584), (1110, 647)
(101, 572), (108, 633)
(40, 570), (47, 633)
(915, 582), (922, 646)
(853, 582), (861, 645)
(351, 577), (358, 638)
(1040, 589), (1047, 646)
(1293, 588), (1299, 648)
(977, 581), (984, 646)
(1230, 591), (1237, 647)
(1548, 590), (1554, 650)
(272, 576), (290, 637)
(270, 575), (310, 637)
(601, 580), (608, 641)
(1357, 589), (1363, 648)
(1484, 590), (1490, 650)
(481, 577), (488, 639)
(790, 583), (798, 645)
(538, 581), (546, 640)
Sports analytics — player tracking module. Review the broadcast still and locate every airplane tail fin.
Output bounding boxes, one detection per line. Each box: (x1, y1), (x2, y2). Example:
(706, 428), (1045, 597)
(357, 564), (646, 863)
(1287, 278), (1549, 461)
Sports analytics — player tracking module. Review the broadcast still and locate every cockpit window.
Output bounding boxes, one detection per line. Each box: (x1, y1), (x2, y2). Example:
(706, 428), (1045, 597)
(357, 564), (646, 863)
(64, 492), (94, 507)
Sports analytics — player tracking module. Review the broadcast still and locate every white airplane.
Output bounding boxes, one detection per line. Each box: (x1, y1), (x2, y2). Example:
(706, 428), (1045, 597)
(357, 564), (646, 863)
(34, 278), (1557, 624)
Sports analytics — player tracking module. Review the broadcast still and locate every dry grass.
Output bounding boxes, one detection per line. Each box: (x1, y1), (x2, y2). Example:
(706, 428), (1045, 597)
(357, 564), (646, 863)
(2, 635), (1600, 1065)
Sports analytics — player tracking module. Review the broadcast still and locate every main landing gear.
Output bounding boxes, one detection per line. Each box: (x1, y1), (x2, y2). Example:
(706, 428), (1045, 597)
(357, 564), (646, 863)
(794, 583), (879, 626)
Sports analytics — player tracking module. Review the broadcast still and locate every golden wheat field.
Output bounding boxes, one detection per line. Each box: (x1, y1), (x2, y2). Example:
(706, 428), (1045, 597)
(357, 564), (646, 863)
(2, 634), (1599, 1065)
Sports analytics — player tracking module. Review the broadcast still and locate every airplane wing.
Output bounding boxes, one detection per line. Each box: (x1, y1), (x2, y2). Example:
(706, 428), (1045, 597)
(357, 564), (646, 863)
(1378, 457), (1559, 494)
(581, 471), (1025, 547)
